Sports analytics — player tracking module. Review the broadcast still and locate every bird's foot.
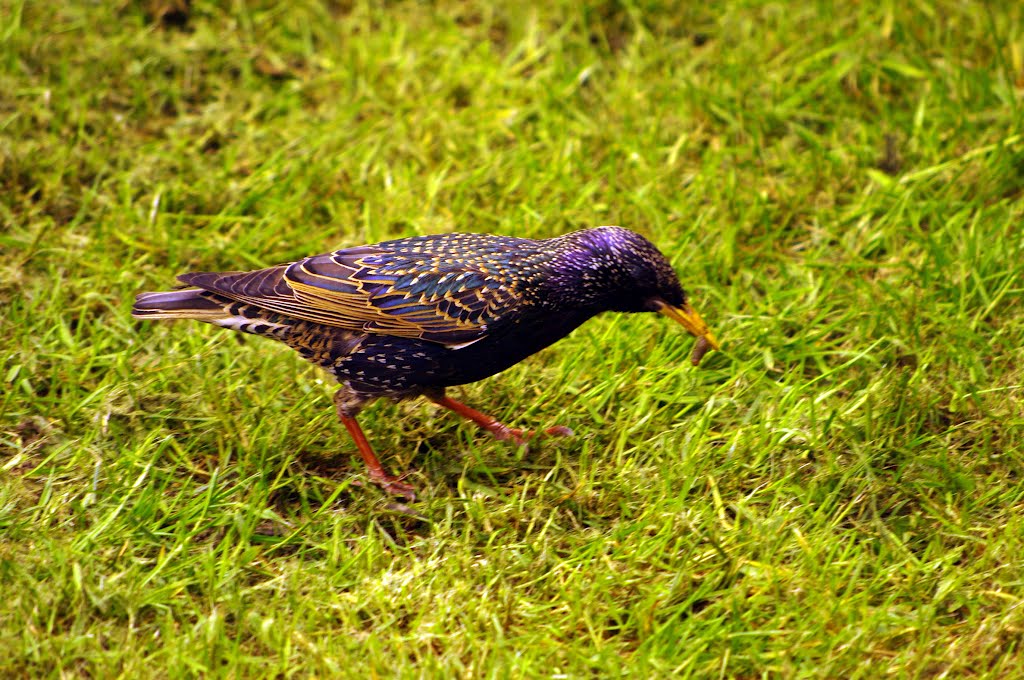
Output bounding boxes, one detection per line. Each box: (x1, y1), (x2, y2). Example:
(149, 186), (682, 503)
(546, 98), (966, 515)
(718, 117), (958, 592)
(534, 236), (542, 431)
(337, 407), (418, 501)
(491, 424), (575, 447)
(425, 393), (573, 448)
(367, 469), (418, 501)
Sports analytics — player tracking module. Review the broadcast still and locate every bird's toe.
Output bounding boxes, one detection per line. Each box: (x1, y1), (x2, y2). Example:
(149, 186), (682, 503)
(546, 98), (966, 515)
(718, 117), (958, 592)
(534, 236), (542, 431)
(368, 470), (418, 501)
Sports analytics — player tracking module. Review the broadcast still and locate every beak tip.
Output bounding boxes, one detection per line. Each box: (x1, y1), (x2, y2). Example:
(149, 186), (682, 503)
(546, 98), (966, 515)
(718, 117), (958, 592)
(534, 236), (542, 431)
(654, 300), (720, 363)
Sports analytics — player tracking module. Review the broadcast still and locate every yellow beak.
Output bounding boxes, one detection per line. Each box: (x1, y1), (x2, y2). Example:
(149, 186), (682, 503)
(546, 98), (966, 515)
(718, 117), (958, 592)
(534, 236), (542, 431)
(653, 300), (721, 360)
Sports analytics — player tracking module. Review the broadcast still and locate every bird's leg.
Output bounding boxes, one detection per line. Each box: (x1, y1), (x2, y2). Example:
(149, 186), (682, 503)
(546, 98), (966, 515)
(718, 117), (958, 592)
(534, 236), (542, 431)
(425, 389), (573, 446)
(334, 388), (416, 500)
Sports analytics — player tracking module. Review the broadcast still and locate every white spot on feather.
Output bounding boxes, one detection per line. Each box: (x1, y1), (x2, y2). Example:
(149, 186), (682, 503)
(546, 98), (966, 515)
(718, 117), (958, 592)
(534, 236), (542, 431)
(211, 316), (287, 332)
(444, 336), (486, 350)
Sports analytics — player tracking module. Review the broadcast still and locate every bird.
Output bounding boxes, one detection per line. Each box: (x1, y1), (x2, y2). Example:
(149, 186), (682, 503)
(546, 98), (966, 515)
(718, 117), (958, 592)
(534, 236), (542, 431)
(132, 226), (719, 499)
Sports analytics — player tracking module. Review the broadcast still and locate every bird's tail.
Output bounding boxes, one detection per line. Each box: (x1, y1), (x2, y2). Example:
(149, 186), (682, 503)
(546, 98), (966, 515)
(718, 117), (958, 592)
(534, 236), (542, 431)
(132, 288), (292, 337)
(131, 289), (228, 321)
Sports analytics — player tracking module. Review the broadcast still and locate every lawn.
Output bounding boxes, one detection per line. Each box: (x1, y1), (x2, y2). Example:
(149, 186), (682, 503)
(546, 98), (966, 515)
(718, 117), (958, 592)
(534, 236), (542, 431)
(2, 0), (1023, 676)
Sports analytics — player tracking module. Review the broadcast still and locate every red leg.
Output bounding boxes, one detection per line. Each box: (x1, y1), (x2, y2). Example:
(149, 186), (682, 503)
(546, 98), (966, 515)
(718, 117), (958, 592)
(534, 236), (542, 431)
(427, 393), (573, 446)
(339, 414), (416, 499)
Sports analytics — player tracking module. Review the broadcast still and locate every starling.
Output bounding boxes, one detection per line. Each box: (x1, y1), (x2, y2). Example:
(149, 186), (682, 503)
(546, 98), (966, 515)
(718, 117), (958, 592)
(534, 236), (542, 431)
(132, 226), (719, 499)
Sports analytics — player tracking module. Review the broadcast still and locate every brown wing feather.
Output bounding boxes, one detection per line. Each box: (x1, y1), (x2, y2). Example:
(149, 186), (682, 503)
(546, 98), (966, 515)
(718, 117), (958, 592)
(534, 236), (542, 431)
(177, 266), (367, 328)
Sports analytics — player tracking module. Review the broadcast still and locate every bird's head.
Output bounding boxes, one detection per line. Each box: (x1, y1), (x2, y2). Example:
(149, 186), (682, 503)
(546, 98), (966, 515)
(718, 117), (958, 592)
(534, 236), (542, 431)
(552, 226), (720, 360)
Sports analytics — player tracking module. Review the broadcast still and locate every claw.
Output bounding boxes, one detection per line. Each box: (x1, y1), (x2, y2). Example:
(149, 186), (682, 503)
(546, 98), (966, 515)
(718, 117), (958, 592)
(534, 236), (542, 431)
(369, 469), (417, 501)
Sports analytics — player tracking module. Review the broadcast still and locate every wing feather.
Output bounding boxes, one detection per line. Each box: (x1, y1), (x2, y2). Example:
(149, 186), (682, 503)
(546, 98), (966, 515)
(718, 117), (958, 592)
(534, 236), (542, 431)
(178, 238), (530, 345)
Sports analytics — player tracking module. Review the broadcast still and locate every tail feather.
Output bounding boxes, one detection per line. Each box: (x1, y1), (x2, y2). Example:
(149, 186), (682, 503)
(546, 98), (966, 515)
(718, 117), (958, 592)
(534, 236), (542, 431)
(132, 289), (227, 320)
(132, 288), (291, 337)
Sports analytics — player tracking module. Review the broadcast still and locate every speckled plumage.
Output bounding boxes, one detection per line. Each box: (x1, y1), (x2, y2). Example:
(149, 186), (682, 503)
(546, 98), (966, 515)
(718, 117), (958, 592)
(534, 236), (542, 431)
(133, 226), (719, 499)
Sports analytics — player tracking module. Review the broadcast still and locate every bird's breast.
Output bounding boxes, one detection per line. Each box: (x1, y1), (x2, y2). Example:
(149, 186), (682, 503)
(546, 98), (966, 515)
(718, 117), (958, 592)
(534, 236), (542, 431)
(436, 306), (598, 386)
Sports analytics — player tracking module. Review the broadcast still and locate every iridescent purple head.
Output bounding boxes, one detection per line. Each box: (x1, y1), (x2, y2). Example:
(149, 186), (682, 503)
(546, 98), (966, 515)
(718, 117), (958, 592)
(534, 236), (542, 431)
(542, 226), (719, 351)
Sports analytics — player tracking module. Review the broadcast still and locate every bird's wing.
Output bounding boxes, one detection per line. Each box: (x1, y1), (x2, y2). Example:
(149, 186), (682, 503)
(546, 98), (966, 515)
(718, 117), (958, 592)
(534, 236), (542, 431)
(178, 244), (523, 346)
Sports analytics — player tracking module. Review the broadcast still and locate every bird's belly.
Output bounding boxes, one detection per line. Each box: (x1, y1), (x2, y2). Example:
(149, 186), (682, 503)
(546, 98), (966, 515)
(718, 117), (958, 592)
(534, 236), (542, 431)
(329, 311), (595, 394)
(428, 311), (595, 386)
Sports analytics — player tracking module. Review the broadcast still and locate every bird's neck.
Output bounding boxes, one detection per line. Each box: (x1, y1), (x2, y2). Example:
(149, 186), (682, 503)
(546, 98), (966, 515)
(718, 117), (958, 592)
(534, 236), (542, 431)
(529, 235), (634, 313)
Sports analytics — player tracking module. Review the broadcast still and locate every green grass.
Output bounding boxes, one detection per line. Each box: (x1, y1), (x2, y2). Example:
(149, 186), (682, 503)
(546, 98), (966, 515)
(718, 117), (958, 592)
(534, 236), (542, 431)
(3, 0), (1024, 676)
